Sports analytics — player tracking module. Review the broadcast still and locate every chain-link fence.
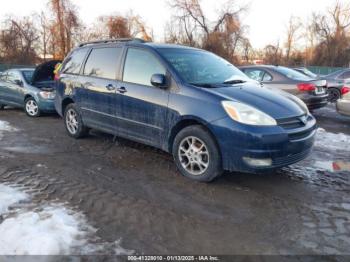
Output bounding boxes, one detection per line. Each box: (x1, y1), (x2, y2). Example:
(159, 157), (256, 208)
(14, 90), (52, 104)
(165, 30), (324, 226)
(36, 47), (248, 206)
(307, 66), (348, 75)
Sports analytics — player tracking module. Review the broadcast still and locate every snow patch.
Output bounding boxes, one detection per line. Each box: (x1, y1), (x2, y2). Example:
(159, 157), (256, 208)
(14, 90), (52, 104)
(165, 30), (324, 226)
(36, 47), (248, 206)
(315, 128), (350, 152)
(0, 205), (90, 255)
(0, 184), (28, 215)
(0, 184), (133, 255)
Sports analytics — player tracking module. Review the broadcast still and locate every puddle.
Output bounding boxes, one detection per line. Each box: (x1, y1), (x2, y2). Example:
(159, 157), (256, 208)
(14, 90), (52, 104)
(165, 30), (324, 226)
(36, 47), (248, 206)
(0, 183), (134, 255)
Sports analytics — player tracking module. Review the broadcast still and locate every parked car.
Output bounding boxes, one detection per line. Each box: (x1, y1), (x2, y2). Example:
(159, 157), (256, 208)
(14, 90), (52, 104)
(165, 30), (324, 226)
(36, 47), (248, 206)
(292, 67), (321, 79)
(336, 86), (350, 116)
(239, 65), (328, 110)
(55, 39), (317, 182)
(0, 60), (60, 116)
(320, 69), (350, 102)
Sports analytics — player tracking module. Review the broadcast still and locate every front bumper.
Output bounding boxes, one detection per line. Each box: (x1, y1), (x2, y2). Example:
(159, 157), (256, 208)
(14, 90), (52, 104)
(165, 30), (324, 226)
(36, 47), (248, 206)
(38, 98), (56, 113)
(209, 115), (317, 173)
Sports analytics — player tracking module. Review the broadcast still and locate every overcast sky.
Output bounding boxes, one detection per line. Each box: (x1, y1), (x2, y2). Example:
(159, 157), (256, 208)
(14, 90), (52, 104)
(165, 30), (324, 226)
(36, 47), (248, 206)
(0, 0), (347, 48)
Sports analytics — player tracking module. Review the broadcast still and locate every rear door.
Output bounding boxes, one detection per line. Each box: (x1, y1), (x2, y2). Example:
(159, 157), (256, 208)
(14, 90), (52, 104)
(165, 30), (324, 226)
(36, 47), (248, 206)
(78, 46), (123, 132)
(118, 47), (170, 147)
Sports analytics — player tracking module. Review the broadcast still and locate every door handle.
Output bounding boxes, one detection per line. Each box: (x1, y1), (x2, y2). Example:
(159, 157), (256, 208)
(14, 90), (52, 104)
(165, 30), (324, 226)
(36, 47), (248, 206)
(106, 84), (116, 91)
(117, 86), (127, 94)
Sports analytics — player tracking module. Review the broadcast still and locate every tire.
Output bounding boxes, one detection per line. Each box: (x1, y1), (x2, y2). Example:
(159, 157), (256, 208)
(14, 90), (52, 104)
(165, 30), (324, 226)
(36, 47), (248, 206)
(328, 88), (341, 103)
(24, 97), (41, 117)
(64, 103), (89, 139)
(172, 125), (223, 182)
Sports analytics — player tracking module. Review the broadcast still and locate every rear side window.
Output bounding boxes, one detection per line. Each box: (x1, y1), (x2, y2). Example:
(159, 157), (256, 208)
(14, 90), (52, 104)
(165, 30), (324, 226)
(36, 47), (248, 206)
(245, 69), (263, 81)
(61, 48), (89, 75)
(123, 48), (166, 86)
(274, 66), (310, 81)
(83, 47), (122, 80)
(7, 71), (21, 83)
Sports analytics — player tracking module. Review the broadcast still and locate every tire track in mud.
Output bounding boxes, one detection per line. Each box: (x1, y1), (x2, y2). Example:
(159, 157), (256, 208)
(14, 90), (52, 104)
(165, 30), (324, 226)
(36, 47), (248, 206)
(0, 164), (272, 254)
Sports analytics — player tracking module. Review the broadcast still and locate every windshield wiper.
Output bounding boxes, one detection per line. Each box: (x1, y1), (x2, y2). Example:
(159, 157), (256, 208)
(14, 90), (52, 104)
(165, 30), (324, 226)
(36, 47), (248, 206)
(189, 83), (217, 88)
(222, 79), (246, 85)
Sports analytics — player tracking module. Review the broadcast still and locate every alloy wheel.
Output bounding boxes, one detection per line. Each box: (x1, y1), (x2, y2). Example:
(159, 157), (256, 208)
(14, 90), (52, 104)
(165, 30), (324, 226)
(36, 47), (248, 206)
(66, 109), (79, 135)
(178, 136), (210, 176)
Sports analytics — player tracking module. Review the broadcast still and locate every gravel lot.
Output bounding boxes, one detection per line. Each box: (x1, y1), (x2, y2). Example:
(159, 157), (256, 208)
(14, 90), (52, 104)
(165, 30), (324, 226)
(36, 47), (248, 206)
(0, 104), (349, 255)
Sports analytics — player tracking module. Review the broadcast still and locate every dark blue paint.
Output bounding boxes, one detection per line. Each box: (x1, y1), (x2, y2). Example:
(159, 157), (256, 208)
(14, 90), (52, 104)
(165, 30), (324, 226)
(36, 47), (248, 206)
(55, 42), (317, 173)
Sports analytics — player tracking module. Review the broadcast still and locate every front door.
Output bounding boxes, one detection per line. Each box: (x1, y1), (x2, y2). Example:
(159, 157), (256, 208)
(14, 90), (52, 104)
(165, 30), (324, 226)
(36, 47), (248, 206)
(118, 47), (169, 147)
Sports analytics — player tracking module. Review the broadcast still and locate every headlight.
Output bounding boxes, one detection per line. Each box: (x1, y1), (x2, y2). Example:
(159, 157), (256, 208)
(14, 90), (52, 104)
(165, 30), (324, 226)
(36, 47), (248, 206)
(39, 91), (56, 99)
(221, 101), (277, 126)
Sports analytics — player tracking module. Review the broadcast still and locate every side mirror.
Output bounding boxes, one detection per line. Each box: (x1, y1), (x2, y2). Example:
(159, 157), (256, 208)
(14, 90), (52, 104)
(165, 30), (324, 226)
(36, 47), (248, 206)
(151, 74), (167, 89)
(14, 80), (23, 87)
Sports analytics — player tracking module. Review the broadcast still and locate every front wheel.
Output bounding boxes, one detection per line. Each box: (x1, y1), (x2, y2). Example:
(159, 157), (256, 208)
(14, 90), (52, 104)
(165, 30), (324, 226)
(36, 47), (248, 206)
(172, 125), (223, 182)
(25, 97), (40, 117)
(64, 104), (89, 138)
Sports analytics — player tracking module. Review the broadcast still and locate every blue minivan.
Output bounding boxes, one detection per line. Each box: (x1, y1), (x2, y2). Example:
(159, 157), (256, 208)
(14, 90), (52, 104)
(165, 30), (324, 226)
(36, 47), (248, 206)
(55, 39), (317, 182)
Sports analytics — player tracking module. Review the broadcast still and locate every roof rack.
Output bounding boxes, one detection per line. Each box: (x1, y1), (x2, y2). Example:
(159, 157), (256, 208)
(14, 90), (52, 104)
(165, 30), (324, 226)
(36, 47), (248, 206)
(78, 38), (147, 47)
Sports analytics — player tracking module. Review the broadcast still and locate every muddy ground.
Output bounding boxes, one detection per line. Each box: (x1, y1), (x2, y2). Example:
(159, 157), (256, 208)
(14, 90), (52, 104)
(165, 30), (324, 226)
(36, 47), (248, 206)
(0, 104), (349, 255)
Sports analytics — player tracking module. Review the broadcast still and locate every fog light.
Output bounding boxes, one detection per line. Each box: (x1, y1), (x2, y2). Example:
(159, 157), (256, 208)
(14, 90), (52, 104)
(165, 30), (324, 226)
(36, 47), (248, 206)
(243, 157), (272, 167)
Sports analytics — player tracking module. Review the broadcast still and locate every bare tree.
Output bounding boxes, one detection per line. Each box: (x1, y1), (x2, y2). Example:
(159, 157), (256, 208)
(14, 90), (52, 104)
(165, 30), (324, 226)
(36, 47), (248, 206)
(167, 0), (250, 63)
(49, 0), (81, 59)
(312, 1), (350, 66)
(0, 16), (39, 64)
(284, 16), (302, 64)
(263, 41), (283, 65)
(85, 12), (152, 42)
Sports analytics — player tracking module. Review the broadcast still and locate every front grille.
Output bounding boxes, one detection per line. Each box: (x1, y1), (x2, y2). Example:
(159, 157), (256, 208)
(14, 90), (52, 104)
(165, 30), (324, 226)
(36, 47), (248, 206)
(277, 115), (316, 141)
(277, 115), (311, 129)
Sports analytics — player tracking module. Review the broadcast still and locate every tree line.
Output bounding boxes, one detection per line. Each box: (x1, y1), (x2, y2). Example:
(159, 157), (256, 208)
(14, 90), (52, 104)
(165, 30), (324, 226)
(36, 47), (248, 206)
(0, 0), (349, 67)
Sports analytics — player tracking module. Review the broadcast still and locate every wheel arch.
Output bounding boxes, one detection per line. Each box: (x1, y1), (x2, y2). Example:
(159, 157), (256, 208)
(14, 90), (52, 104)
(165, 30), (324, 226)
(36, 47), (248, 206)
(24, 94), (35, 102)
(61, 97), (75, 115)
(167, 117), (221, 157)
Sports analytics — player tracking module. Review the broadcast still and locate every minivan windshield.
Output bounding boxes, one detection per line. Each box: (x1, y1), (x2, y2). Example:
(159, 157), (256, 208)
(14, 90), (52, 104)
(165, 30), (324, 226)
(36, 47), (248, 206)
(158, 48), (249, 86)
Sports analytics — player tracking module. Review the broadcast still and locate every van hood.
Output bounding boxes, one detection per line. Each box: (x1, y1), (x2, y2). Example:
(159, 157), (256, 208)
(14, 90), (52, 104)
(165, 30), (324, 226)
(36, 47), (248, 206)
(202, 83), (306, 119)
(31, 60), (61, 84)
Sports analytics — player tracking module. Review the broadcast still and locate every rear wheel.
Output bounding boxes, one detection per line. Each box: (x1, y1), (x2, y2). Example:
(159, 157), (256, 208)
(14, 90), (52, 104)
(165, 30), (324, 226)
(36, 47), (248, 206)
(172, 125), (223, 182)
(328, 88), (341, 103)
(64, 103), (89, 138)
(25, 97), (40, 117)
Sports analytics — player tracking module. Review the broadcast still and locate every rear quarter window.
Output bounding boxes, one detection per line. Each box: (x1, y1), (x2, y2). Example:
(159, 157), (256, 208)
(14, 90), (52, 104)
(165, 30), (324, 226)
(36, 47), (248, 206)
(83, 47), (122, 80)
(61, 48), (89, 75)
(274, 66), (311, 81)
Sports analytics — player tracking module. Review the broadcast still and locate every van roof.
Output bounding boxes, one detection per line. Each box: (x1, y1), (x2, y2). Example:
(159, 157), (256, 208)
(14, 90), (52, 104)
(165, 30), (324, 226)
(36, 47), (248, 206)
(77, 38), (199, 51)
